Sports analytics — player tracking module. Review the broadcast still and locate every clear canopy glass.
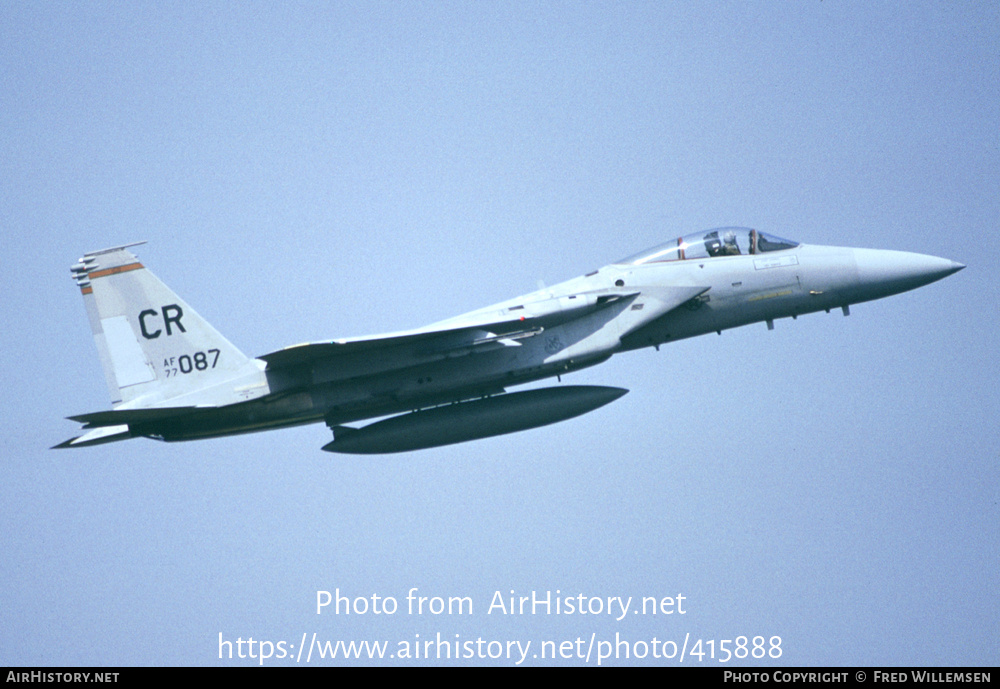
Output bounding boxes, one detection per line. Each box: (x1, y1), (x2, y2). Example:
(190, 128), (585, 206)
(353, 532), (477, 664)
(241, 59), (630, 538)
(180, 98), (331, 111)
(616, 228), (799, 265)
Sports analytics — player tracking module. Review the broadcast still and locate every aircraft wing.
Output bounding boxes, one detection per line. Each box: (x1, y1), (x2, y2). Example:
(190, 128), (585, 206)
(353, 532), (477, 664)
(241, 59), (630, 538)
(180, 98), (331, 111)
(258, 290), (641, 368)
(259, 324), (529, 368)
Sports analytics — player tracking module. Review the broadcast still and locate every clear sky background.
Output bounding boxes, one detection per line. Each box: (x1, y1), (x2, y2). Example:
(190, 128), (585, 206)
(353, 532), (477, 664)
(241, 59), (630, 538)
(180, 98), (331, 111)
(2, 1), (997, 666)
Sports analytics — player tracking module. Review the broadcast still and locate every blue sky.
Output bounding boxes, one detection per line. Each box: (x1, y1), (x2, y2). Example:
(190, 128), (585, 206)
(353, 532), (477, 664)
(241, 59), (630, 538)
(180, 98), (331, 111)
(2, 1), (997, 666)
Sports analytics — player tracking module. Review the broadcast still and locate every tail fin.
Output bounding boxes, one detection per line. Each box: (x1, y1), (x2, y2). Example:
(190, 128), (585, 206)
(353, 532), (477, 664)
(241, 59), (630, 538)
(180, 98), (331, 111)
(72, 243), (253, 407)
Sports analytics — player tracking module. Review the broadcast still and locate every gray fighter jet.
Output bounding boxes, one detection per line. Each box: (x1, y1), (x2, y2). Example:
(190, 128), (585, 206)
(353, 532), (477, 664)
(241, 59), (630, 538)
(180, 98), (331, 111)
(57, 228), (963, 453)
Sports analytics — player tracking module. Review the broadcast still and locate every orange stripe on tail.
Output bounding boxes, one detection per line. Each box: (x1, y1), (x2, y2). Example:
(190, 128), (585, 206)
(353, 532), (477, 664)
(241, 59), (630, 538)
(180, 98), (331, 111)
(87, 262), (144, 279)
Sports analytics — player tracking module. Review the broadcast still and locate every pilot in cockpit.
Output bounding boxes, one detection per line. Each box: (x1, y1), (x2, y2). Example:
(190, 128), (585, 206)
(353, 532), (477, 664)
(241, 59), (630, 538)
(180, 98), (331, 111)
(720, 230), (741, 255)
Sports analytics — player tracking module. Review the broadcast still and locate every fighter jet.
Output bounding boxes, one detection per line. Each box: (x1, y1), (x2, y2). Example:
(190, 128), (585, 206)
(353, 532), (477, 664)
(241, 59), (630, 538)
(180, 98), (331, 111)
(56, 228), (963, 453)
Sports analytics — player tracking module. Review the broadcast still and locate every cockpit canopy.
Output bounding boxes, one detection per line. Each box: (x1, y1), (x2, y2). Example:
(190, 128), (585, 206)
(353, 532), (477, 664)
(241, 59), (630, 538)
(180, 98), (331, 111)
(616, 227), (799, 265)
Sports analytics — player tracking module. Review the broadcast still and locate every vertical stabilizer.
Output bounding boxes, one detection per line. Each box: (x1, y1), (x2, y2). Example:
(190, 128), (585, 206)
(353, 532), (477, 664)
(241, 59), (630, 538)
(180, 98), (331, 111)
(72, 243), (253, 407)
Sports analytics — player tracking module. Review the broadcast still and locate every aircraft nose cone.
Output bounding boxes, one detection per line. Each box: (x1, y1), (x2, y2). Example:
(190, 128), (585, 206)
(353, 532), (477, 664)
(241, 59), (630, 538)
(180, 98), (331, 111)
(853, 249), (964, 298)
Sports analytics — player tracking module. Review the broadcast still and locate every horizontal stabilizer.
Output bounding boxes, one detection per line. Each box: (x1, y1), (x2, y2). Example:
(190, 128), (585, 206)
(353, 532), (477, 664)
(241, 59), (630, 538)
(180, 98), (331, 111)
(53, 424), (131, 449)
(68, 406), (199, 428)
